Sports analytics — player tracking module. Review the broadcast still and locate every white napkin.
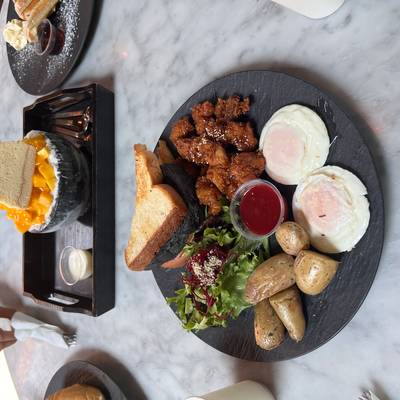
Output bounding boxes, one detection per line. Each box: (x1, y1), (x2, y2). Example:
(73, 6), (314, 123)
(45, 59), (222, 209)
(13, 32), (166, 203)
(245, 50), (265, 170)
(10, 312), (69, 349)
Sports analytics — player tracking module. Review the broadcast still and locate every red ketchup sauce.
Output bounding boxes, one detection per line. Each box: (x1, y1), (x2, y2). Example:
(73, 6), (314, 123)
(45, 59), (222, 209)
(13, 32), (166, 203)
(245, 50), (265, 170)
(239, 184), (284, 236)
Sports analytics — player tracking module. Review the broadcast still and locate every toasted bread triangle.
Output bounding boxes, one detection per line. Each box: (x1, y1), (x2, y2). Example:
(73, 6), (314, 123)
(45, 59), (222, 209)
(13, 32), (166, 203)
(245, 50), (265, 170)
(125, 145), (187, 270)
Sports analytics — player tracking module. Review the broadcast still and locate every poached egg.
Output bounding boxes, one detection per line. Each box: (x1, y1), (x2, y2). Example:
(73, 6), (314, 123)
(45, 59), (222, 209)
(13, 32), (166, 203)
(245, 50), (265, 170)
(292, 165), (370, 253)
(259, 104), (330, 185)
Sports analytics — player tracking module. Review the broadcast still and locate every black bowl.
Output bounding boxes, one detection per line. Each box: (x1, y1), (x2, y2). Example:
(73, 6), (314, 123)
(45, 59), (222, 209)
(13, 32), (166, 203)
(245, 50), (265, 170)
(28, 131), (91, 233)
(45, 361), (128, 400)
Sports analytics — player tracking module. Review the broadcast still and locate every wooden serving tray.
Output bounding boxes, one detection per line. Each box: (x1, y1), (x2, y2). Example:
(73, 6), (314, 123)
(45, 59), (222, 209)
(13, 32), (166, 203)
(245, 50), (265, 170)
(22, 84), (115, 316)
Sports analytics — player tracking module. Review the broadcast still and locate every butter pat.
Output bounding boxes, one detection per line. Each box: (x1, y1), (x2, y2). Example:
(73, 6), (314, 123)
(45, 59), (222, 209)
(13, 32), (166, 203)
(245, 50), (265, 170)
(3, 19), (28, 51)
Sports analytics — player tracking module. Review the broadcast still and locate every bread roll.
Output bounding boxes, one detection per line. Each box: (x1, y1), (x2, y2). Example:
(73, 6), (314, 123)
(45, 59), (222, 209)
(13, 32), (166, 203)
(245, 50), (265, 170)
(47, 384), (105, 400)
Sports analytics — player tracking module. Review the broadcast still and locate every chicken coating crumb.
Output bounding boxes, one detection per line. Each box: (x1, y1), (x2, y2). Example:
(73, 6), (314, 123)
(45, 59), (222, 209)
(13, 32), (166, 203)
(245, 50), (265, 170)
(196, 176), (223, 215)
(191, 101), (215, 134)
(175, 137), (229, 166)
(230, 152), (266, 182)
(206, 165), (229, 194)
(207, 151), (266, 199)
(203, 120), (257, 151)
(170, 117), (195, 143)
(215, 95), (250, 120)
(227, 151), (266, 198)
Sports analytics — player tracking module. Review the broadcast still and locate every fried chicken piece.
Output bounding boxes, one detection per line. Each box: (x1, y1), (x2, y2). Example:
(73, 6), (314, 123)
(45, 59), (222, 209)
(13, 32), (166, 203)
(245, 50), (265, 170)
(226, 152), (266, 198)
(206, 152), (266, 199)
(191, 101), (215, 134)
(203, 120), (257, 152)
(190, 97), (256, 151)
(196, 176), (223, 215)
(170, 117), (195, 144)
(206, 165), (229, 194)
(215, 95), (250, 120)
(203, 119), (224, 140)
(225, 121), (258, 151)
(175, 137), (229, 166)
(230, 152), (265, 177)
(225, 185), (239, 200)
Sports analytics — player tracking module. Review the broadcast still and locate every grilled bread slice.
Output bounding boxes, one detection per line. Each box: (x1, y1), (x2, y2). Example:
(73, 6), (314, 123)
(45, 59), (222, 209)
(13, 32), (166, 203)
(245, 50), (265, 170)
(13, 0), (33, 20)
(0, 141), (36, 209)
(19, 0), (57, 21)
(134, 143), (163, 196)
(125, 144), (187, 270)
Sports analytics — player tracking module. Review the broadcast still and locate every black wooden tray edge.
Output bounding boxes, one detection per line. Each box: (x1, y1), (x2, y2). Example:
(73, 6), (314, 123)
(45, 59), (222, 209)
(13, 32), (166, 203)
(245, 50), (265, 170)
(22, 83), (115, 317)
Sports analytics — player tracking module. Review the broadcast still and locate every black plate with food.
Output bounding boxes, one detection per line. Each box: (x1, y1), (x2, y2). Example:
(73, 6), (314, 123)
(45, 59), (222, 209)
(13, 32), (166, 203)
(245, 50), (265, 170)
(6, 0), (95, 95)
(124, 70), (384, 362)
(19, 83), (115, 316)
(45, 360), (127, 400)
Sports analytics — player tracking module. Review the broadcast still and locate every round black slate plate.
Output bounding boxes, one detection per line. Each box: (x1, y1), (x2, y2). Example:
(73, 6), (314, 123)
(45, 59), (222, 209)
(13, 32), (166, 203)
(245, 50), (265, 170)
(6, 0), (95, 95)
(45, 361), (127, 400)
(152, 70), (384, 362)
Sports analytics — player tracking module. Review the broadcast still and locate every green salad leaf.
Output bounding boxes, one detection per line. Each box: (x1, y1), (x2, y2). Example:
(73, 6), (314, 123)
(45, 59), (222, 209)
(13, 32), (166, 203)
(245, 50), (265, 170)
(182, 227), (238, 257)
(167, 209), (270, 332)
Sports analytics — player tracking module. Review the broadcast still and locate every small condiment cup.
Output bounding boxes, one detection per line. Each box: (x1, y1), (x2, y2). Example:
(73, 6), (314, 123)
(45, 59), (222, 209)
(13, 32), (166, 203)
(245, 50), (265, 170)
(230, 179), (286, 241)
(59, 246), (93, 286)
(34, 19), (56, 56)
(34, 19), (64, 56)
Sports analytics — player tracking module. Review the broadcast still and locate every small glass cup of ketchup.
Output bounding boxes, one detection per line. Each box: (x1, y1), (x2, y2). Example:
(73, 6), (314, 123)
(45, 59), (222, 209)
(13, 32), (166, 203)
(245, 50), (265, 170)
(34, 19), (65, 56)
(230, 179), (287, 240)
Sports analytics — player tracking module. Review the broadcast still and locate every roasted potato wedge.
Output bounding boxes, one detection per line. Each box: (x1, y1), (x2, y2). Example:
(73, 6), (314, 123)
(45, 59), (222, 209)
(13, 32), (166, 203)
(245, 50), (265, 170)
(275, 221), (310, 256)
(245, 253), (295, 304)
(294, 250), (339, 295)
(254, 299), (285, 350)
(269, 285), (306, 342)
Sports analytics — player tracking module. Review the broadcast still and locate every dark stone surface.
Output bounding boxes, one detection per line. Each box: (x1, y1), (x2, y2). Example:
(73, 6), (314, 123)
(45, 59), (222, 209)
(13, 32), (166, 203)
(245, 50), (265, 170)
(152, 70), (385, 362)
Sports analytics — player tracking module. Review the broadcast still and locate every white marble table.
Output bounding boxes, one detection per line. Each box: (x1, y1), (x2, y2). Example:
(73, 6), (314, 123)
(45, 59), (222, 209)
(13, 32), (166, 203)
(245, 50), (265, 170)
(1, 1), (399, 399)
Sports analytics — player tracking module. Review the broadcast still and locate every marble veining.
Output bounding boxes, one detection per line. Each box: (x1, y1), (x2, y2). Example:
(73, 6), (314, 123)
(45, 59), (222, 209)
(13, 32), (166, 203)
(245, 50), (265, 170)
(0, 0), (399, 399)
